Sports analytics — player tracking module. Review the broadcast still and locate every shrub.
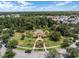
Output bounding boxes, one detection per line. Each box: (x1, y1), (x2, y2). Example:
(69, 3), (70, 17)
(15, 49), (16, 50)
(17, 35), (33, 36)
(20, 34), (25, 40)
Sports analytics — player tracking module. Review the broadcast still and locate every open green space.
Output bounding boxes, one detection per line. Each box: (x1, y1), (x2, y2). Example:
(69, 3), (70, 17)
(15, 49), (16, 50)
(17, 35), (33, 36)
(9, 31), (73, 50)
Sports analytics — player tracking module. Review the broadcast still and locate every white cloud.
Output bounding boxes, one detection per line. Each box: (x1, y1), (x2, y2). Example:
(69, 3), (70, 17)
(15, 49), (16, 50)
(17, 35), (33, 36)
(0, 1), (35, 11)
(55, 1), (72, 6)
(16, 1), (36, 11)
(0, 1), (13, 9)
(17, 1), (33, 6)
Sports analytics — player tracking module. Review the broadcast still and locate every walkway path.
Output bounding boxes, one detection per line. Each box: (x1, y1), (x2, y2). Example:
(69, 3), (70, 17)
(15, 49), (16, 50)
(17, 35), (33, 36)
(17, 45), (60, 50)
(32, 36), (47, 51)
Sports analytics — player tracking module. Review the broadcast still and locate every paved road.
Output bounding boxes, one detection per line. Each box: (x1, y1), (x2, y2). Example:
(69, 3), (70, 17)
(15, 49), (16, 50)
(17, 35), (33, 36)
(13, 49), (49, 58)
(57, 48), (69, 58)
(0, 44), (7, 57)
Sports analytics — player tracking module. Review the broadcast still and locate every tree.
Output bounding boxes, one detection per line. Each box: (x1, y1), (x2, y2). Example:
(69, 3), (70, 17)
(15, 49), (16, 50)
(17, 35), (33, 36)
(67, 48), (79, 58)
(20, 34), (25, 40)
(8, 28), (14, 36)
(3, 49), (15, 58)
(47, 49), (60, 58)
(2, 34), (10, 44)
(16, 27), (25, 33)
(2, 29), (13, 44)
(0, 29), (2, 34)
(70, 28), (79, 34)
(61, 38), (73, 48)
(50, 24), (58, 31)
(7, 40), (18, 49)
(49, 31), (61, 41)
(56, 24), (70, 36)
(47, 18), (57, 27)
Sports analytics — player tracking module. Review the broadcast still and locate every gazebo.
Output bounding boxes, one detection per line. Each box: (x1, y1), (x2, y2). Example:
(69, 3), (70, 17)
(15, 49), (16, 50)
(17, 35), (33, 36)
(33, 29), (46, 38)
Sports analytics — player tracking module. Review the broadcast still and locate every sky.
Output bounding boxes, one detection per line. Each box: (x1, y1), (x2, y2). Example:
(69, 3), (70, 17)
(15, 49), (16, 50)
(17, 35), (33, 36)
(0, 1), (79, 11)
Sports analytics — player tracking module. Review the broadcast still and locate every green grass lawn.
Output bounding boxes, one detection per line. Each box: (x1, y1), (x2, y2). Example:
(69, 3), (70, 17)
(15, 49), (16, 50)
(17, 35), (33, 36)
(10, 32), (35, 47)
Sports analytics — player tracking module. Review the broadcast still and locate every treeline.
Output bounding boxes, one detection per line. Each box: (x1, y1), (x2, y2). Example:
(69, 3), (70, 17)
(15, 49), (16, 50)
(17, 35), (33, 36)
(0, 16), (57, 32)
(21, 11), (79, 16)
(0, 11), (79, 16)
